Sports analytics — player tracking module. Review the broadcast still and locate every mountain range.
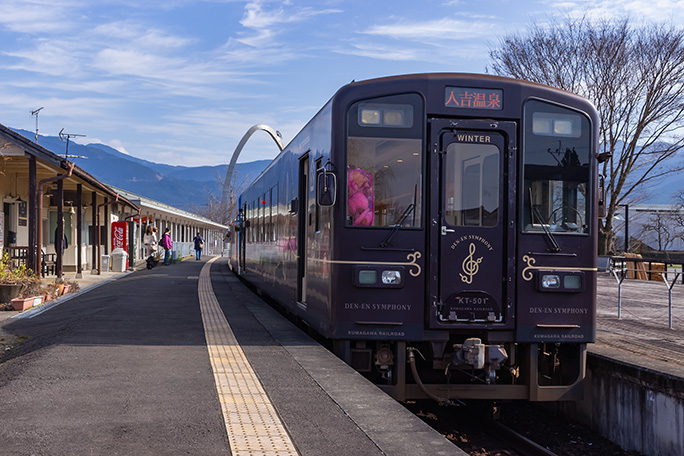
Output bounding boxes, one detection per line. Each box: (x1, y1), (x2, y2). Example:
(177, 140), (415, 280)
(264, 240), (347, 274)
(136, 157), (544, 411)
(11, 128), (684, 214)
(12, 128), (270, 213)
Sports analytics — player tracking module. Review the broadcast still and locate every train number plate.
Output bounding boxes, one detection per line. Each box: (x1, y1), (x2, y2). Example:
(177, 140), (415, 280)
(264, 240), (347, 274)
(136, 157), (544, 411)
(439, 291), (501, 323)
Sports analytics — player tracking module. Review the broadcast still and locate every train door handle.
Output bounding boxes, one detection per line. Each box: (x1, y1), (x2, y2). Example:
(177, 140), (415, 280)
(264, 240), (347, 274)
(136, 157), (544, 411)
(441, 226), (455, 235)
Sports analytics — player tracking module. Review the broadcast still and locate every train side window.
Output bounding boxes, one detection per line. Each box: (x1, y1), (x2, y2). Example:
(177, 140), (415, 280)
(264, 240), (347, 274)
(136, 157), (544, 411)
(522, 100), (591, 234)
(270, 186), (277, 242)
(346, 93), (424, 228)
(262, 193), (267, 242)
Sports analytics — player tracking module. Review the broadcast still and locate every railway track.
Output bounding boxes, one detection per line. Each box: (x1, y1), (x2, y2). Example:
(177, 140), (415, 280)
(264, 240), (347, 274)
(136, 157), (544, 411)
(486, 419), (559, 456)
(403, 400), (641, 456)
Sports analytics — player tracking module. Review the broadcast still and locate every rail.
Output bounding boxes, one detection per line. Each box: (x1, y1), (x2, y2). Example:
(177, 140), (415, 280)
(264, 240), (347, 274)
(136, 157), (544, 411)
(604, 255), (684, 284)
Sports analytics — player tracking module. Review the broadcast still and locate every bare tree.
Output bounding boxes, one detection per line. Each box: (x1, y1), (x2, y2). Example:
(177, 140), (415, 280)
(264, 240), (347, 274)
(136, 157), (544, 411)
(671, 191), (684, 247)
(489, 16), (684, 254)
(638, 211), (678, 252)
(188, 169), (246, 226)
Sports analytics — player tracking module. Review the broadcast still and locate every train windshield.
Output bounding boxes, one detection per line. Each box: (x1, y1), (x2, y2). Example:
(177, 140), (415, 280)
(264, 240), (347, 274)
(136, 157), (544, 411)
(522, 100), (591, 234)
(346, 93), (424, 228)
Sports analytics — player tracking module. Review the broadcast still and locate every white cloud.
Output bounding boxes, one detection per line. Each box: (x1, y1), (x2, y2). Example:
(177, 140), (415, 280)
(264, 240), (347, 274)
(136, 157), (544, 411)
(336, 43), (423, 61)
(92, 21), (194, 49)
(107, 139), (131, 155)
(3, 39), (85, 77)
(337, 14), (498, 64)
(0, 0), (77, 34)
(543, 0), (684, 25)
(237, 1), (341, 48)
(361, 17), (497, 42)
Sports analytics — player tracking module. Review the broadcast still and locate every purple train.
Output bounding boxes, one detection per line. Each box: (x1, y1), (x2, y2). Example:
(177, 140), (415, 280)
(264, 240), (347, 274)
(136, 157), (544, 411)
(229, 73), (600, 402)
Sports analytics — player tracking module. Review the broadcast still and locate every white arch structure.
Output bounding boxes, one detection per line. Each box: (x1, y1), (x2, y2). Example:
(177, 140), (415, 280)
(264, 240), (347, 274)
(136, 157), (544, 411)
(221, 124), (284, 208)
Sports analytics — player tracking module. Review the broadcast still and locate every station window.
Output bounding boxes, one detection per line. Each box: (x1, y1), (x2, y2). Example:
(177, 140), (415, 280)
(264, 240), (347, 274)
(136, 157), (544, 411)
(48, 211), (73, 246)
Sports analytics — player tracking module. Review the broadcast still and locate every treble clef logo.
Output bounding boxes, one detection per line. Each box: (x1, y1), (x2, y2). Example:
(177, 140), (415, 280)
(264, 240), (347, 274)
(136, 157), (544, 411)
(460, 243), (482, 284)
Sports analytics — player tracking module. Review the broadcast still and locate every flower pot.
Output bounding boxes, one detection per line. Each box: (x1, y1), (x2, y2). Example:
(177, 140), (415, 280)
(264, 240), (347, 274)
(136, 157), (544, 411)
(11, 296), (43, 311)
(0, 283), (23, 304)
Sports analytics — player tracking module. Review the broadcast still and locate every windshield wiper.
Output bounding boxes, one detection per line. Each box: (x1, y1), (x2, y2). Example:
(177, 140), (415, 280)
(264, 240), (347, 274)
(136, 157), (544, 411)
(380, 203), (415, 247)
(529, 189), (561, 253)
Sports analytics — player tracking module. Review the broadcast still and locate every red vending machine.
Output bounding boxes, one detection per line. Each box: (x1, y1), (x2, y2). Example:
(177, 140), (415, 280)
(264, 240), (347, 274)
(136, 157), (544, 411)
(111, 221), (129, 269)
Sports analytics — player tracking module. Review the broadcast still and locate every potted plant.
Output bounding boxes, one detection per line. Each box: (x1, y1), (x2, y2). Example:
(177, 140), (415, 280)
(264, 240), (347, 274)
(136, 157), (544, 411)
(10, 295), (44, 311)
(1, 252), (41, 310)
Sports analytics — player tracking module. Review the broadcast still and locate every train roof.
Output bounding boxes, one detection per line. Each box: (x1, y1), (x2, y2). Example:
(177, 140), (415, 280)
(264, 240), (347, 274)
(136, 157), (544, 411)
(336, 72), (593, 105)
(241, 72), (596, 191)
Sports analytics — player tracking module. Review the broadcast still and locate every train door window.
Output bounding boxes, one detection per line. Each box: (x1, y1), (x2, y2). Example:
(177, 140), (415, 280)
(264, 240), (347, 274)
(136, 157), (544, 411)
(522, 100), (591, 234)
(247, 203), (252, 243)
(249, 202), (253, 243)
(346, 93), (424, 228)
(315, 158), (322, 232)
(444, 144), (499, 227)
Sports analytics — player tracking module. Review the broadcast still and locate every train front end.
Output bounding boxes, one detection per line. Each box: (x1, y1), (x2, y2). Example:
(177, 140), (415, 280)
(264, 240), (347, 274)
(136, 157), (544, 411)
(330, 74), (599, 401)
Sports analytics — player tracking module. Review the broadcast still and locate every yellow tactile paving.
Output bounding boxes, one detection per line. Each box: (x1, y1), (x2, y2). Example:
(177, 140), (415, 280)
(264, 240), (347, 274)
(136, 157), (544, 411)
(199, 257), (299, 455)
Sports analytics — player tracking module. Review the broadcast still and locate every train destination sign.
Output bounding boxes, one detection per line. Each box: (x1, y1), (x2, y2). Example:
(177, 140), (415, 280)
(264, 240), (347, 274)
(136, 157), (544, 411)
(445, 86), (503, 110)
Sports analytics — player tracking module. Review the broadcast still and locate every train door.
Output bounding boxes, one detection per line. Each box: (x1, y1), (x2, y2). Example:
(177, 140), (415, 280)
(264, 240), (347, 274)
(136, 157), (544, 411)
(239, 203), (246, 272)
(430, 120), (515, 327)
(297, 154), (310, 305)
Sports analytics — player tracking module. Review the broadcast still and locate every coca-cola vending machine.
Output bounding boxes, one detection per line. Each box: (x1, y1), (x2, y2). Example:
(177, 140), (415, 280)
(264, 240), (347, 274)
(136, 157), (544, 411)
(111, 222), (128, 269)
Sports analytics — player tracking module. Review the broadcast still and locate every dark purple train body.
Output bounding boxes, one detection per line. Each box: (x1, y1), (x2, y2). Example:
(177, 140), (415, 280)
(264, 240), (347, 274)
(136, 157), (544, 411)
(229, 73), (599, 401)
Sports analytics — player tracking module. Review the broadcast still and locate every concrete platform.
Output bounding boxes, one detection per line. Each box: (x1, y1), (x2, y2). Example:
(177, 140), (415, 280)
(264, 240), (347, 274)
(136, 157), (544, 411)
(593, 272), (684, 379)
(576, 273), (684, 456)
(0, 256), (465, 455)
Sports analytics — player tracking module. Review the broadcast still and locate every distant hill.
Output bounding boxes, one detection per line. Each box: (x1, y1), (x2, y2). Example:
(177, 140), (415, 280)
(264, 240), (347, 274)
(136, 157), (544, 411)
(12, 129), (269, 211)
(11, 127), (684, 213)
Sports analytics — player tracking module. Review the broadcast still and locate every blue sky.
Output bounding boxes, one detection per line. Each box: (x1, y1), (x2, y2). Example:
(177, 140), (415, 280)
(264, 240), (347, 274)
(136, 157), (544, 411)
(2, 0), (684, 167)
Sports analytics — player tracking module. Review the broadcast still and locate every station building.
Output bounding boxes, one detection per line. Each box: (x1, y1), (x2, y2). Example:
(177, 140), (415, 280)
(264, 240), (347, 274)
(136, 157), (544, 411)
(1, 124), (228, 277)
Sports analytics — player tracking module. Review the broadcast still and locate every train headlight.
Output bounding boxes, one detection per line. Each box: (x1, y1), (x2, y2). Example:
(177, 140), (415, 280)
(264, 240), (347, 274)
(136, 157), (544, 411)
(360, 109), (381, 125)
(532, 112), (581, 137)
(358, 270), (378, 284)
(564, 275), (582, 289)
(541, 274), (561, 289)
(536, 271), (585, 292)
(381, 270), (402, 285)
(353, 266), (405, 288)
(358, 103), (414, 128)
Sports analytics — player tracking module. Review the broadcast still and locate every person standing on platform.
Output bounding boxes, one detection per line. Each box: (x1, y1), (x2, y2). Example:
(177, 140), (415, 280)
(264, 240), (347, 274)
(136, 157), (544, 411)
(143, 225), (158, 269)
(193, 232), (204, 261)
(160, 228), (173, 265)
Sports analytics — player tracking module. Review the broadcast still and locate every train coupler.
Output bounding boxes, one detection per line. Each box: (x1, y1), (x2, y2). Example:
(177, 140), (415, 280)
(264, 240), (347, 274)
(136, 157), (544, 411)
(450, 338), (509, 384)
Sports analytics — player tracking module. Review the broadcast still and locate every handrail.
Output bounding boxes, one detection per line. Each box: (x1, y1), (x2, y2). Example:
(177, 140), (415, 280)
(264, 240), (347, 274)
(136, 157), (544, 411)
(604, 258), (682, 330)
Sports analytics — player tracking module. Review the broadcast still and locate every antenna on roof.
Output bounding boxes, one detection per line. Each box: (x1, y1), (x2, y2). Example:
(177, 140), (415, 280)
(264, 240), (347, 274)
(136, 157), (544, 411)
(58, 128), (87, 160)
(30, 107), (43, 141)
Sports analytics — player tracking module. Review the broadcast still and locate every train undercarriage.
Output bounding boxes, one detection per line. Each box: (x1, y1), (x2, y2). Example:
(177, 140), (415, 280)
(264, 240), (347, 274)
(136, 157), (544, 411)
(334, 338), (587, 402)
